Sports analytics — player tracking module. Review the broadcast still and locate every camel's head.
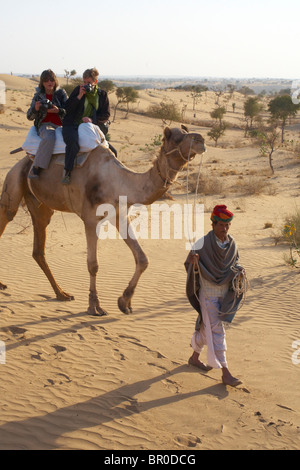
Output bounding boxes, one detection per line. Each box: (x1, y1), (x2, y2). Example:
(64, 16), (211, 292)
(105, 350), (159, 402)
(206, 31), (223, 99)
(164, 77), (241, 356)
(162, 125), (206, 170)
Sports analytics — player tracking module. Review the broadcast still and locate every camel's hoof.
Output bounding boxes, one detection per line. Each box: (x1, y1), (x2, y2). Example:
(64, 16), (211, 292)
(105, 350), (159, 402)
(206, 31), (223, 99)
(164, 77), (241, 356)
(118, 297), (133, 315)
(0, 282), (7, 291)
(87, 306), (108, 317)
(56, 291), (75, 301)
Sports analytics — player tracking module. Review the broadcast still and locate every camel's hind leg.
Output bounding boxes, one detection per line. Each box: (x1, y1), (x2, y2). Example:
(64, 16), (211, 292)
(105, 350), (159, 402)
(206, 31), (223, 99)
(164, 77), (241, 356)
(0, 207), (13, 290)
(0, 157), (31, 290)
(24, 192), (74, 301)
(0, 209), (11, 290)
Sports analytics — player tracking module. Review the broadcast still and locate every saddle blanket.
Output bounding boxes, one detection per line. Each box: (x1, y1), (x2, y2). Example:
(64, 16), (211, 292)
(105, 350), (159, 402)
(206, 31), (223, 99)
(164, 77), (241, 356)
(22, 123), (109, 155)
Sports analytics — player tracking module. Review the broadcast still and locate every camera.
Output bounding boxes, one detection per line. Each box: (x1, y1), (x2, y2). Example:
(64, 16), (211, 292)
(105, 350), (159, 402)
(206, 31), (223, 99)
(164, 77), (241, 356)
(83, 83), (94, 93)
(40, 98), (53, 109)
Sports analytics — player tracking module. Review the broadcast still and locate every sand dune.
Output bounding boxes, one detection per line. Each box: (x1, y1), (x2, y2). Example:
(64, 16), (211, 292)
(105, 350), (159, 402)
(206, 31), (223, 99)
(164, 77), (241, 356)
(0, 74), (299, 450)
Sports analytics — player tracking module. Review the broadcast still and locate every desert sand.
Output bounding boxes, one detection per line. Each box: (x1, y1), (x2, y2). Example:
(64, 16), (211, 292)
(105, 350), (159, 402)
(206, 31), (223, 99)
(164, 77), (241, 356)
(0, 74), (299, 450)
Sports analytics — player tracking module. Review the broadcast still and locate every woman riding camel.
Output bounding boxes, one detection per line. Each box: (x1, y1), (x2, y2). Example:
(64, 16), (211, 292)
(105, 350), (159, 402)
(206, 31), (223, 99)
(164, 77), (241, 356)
(62, 67), (116, 185)
(27, 69), (68, 179)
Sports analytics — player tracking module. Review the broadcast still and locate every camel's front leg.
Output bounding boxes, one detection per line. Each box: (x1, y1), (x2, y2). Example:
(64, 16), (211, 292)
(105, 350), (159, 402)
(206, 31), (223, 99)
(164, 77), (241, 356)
(85, 222), (107, 316)
(117, 216), (149, 314)
(25, 193), (74, 301)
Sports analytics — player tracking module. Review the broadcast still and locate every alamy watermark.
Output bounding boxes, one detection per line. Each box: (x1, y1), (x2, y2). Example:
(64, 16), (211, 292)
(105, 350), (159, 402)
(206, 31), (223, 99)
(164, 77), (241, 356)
(0, 341), (6, 364)
(96, 197), (204, 250)
(291, 80), (300, 105)
(0, 80), (5, 106)
(292, 340), (300, 365)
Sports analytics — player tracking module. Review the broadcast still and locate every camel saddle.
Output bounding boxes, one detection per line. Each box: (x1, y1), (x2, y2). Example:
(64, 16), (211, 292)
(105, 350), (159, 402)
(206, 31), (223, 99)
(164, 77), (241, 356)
(54, 152), (91, 168)
(26, 151), (91, 168)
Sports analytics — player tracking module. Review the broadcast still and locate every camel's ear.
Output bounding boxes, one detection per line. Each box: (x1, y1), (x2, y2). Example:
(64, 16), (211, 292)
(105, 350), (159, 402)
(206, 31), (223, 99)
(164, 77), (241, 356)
(164, 127), (172, 140)
(181, 124), (189, 133)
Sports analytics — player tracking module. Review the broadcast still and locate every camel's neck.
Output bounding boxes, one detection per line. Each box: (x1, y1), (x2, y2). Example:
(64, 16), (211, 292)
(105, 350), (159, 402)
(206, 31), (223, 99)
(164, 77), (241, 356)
(124, 156), (179, 206)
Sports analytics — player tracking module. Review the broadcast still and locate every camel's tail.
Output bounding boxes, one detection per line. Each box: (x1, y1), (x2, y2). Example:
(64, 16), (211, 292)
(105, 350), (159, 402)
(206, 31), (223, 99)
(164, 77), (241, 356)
(10, 147), (23, 155)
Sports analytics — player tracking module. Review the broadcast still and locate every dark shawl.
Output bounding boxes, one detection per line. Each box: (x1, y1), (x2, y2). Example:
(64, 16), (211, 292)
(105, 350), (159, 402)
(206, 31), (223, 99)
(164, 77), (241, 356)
(185, 230), (244, 327)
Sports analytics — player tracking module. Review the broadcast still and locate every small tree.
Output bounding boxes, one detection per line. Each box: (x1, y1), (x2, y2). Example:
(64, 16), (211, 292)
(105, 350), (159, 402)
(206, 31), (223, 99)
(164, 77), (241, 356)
(64, 69), (76, 84)
(208, 122), (228, 147)
(250, 121), (280, 174)
(243, 97), (264, 136)
(239, 86), (255, 96)
(190, 85), (203, 110)
(268, 95), (299, 143)
(226, 84), (236, 99)
(113, 86), (139, 121)
(98, 79), (115, 94)
(210, 106), (226, 125)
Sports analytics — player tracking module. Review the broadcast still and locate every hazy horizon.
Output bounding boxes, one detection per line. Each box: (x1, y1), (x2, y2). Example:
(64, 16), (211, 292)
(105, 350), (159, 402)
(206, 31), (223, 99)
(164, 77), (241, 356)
(0, 0), (299, 80)
(0, 73), (294, 82)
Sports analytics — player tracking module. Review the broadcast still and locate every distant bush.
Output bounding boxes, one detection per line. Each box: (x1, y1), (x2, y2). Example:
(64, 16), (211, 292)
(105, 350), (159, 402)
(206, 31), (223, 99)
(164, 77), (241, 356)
(186, 172), (224, 195)
(146, 100), (181, 125)
(63, 78), (82, 96)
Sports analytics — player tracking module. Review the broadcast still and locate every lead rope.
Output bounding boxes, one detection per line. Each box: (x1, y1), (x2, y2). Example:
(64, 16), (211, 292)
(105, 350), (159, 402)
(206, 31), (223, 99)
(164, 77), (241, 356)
(192, 254), (249, 317)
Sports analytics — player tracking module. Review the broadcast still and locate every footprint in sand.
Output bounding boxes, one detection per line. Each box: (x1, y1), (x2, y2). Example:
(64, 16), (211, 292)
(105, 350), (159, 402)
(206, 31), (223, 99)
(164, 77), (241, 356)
(0, 291), (11, 297)
(0, 305), (15, 314)
(175, 433), (201, 447)
(113, 348), (126, 361)
(52, 344), (67, 353)
(44, 373), (71, 387)
(31, 351), (44, 361)
(1, 326), (27, 336)
(162, 378), (181, 394)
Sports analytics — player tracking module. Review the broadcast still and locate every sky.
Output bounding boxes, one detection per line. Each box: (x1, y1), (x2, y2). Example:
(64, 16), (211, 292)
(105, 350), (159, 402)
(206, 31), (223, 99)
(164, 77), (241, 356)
(0, 0), (299, 79)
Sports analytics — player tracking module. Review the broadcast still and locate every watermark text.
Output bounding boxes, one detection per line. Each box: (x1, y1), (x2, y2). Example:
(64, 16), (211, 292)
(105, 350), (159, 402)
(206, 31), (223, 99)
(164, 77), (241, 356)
(96, 197), (204, 250)
(0, 341), (6, 364)
(292, 340), (300, 365)
(0, 80), (5, 106)
(291, 80), (300, 105)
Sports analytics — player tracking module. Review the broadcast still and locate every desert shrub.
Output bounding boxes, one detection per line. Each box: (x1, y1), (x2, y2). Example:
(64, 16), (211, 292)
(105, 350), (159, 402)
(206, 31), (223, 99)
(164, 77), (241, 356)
(284, 211), (300, 244)
(139, 134), (162, 153)
(146, 100), (181, 125)
(186, 172), (224, 195)
(282, 211), (300, 267)
(264, 222), (273, 229)
(63, 78), (82, 96)
(236, 176), (266, 195)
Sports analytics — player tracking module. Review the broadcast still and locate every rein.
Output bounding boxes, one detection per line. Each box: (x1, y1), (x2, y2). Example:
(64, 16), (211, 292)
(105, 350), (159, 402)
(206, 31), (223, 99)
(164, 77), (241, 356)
(192, 262), (249, 316)
(156, 139), (195, 188)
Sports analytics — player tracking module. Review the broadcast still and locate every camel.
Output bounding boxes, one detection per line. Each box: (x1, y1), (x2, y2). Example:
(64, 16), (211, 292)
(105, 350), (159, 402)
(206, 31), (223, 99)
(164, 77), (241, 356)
(0, 125), (205, 315)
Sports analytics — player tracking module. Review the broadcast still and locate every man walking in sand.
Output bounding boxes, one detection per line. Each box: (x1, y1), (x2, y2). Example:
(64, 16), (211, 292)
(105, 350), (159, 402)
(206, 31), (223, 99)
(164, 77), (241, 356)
(185, 205), (247, 387)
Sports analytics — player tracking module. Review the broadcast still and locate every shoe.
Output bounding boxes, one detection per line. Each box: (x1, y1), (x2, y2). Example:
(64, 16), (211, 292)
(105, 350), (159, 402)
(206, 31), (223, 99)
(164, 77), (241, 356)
(28, 169), (39, 179)
(28, 166), (42, 179)
(62, 172), (71, 185)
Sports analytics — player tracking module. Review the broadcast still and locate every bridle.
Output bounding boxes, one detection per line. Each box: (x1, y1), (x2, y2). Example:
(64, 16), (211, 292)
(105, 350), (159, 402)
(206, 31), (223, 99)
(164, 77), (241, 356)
(156, 138), (195, 187)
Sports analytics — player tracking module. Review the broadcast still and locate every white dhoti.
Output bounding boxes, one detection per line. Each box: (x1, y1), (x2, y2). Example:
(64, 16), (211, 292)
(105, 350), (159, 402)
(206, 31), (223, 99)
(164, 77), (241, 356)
(191, 282), (229, 369)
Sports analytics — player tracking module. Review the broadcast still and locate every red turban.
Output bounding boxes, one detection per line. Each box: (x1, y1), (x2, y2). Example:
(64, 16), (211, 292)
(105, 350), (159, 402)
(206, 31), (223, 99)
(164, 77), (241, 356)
(210, 205), (234, 223)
